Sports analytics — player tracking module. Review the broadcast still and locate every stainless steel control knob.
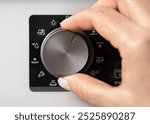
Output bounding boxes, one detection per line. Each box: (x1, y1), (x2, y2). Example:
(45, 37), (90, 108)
(41, 28), (93, 78)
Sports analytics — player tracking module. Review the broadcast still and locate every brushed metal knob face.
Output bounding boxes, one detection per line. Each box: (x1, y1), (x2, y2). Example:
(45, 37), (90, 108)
(41, 28), (93, 78)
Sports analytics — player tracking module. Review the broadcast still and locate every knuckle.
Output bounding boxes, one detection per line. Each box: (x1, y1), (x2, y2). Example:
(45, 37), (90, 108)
(99, 6), (112, 14)
(136, 29), (150, 47)
(127, 28), (150, 49)
(90, 5), (112, 16)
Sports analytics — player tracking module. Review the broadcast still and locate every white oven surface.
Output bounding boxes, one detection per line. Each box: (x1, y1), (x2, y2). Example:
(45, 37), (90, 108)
(0, 0), (96, 106)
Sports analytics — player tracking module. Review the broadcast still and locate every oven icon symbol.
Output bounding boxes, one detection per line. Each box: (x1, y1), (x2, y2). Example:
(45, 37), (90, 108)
(114, 69), (122, 79)
(49, 80), (57, 87)
(37, 29), (45, 35)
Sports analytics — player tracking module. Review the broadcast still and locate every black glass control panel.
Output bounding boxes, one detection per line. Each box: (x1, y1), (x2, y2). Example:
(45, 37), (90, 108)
(29, 15), (122, 91)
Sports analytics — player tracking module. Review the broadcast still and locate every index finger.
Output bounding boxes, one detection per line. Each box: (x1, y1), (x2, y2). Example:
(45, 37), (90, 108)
(60, 0), (118, 32)
(60, 7), (138, 51)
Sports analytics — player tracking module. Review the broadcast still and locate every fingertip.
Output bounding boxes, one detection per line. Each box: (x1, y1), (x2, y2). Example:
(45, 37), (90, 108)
(60, 16), (76, 29)
(58, 77), (70, 91)
(61, 19), (82, 32)
(60, 18), (70, 29)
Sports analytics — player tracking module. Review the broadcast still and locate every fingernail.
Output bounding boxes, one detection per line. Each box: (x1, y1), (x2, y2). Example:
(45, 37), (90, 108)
(60, 18), (69, 25)
(58, 78), (70, 91)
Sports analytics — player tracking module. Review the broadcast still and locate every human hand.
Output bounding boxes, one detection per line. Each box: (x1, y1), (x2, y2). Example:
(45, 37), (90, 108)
(58, 0), (150, 106)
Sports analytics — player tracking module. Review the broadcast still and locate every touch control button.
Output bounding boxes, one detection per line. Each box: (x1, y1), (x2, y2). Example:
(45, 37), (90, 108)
(41, 28), (93, 78)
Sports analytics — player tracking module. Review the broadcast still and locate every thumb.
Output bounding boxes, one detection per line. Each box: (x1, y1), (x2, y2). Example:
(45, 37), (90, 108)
(58, 73), (124, 106)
